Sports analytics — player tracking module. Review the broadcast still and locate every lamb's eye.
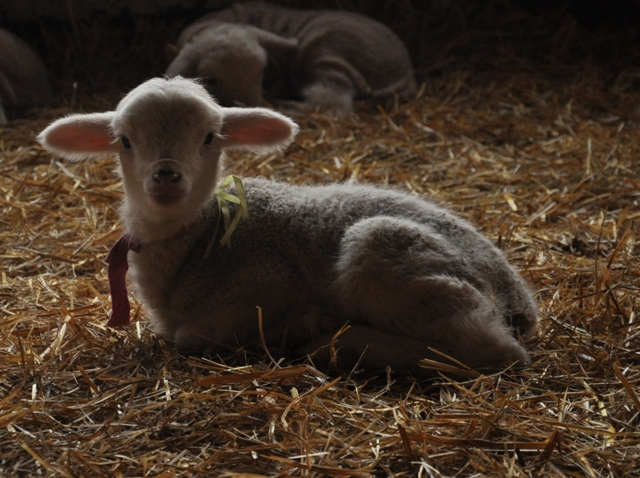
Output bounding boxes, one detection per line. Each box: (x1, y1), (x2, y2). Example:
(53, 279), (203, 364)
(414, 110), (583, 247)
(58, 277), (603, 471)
(204, 132), (214, 145)
(121, 136), (131, 149)
(206, 77), (217, 87)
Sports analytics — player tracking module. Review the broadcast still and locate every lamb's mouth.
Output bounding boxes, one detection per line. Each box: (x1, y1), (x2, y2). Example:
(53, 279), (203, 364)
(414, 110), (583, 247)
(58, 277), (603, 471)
(151, 193), (185, 205)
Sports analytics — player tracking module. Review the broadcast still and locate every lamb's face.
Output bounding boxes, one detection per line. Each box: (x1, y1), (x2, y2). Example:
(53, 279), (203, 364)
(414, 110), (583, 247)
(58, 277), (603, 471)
(38, 76), (298, 243)
(111, 85), (225, 229)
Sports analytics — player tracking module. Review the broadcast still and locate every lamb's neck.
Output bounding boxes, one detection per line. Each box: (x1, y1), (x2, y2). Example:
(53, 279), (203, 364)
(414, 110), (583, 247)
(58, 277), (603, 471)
(120, 201), (202, 245)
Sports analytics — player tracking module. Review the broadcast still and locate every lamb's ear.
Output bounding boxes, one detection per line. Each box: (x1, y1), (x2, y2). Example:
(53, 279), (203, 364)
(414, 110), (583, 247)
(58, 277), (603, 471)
(219, 107), (299, 152)
(37, 112), (119, 161)
(254, 29), (298, 55)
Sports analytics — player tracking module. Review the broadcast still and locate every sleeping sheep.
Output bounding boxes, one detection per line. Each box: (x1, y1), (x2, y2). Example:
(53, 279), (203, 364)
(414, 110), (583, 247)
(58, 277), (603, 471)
(166, 1), (417, 115)
(38, 77), (538, 376)
(0, 28), (53, 125)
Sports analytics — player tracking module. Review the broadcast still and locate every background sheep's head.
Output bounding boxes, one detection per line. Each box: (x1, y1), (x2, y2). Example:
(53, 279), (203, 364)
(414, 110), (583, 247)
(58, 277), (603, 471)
(166, 24), (297, 107)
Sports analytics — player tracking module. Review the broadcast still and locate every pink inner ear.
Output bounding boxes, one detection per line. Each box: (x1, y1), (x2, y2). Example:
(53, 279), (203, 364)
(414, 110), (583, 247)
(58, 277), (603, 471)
(42, 113), (118, 154)
(223, 113), (294, 147)
(91, 136), (115, 149)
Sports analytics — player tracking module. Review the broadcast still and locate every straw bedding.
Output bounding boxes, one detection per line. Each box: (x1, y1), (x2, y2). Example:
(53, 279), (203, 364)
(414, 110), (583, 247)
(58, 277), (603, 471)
(1, 1), (639, 476)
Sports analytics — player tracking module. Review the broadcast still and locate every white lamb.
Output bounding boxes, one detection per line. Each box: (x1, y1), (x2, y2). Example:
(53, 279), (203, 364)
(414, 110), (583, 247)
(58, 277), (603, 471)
(166, 1), (417, 115)
(38, 77), (538, 376)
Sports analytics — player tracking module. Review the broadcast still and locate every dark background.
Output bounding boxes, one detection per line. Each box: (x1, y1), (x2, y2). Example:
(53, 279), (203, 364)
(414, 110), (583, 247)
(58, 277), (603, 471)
(1, 0), (639, 108)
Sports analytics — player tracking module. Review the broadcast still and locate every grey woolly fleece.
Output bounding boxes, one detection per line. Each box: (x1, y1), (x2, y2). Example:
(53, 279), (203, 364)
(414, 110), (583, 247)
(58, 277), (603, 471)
(132, 178), (538, 375)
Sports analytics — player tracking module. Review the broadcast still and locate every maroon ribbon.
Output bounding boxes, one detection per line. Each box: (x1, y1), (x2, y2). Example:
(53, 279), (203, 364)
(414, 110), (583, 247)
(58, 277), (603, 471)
(104, 235), (141, 327)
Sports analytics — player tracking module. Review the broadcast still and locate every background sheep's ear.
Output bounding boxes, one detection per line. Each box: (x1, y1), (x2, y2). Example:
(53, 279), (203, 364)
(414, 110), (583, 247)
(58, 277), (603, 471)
(164, 43), (179, 62)
(254, 29), (298, 55)
(37, 111), (119, 161)
(165, 48), (196, 77)
(219, 107), (299, 152)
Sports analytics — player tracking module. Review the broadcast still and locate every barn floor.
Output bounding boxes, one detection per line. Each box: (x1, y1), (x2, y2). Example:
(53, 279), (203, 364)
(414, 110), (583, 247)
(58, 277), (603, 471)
(1, 2), (640, 477)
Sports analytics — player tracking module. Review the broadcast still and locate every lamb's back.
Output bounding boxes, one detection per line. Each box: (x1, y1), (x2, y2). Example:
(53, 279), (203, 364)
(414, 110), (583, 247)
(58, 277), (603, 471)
(137, 178), (466, 308)
(230, 179), (528, 309)
(214, 178), (488, 269)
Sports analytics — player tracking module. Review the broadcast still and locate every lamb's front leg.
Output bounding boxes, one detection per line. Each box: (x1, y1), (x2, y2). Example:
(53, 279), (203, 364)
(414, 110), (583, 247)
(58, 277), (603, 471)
(160, 304), (286, 353)
(332, 216), (533, 371)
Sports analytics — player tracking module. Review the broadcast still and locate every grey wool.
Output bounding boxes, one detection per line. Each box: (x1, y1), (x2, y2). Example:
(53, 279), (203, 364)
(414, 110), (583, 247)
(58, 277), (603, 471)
(0, 28), (53, 125)
(38, 77), (538, 377)
(166, 1), (417, 115)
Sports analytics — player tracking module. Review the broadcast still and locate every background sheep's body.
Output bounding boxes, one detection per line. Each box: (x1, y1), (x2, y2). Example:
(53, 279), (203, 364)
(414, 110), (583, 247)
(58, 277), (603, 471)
(0, 28), (53, 125)
(167, 1), (417, 114)
(38, 77), (537, 376)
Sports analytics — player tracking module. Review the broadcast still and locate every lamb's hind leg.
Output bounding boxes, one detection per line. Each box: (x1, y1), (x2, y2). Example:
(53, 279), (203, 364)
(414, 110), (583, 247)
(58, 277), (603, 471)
(332, 216), (531, 372)
(298, 324), (474, 377)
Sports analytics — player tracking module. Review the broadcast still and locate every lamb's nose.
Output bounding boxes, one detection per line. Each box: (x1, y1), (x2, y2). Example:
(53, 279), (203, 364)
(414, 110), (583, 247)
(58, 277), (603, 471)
(153, 169), (181, 186)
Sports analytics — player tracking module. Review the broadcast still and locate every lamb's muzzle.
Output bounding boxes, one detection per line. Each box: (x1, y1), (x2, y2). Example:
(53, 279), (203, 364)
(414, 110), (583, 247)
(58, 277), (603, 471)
(37, 76), (539, 377)
(152, 168), (181, 186)
(149, 166), (183, 204)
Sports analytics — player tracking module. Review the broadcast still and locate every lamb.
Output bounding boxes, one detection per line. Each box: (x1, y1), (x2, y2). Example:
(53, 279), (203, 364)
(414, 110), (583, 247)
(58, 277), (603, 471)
(166, 1), (417, 115)
(38, 76), (538, 376)
(0, 28), (53, 125)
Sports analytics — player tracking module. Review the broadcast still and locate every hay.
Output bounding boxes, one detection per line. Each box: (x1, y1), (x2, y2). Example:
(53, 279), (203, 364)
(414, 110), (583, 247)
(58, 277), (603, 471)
(2, 2), (640, 476)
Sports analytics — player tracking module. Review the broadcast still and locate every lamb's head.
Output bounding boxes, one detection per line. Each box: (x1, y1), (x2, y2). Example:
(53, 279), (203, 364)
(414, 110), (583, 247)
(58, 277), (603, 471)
(166, 24), (298, 107)
(38, 76), (298, 242)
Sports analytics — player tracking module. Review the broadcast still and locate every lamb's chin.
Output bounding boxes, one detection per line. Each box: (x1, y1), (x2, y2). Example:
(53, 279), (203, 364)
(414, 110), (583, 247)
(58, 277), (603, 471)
(150, 193), (186, 206)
